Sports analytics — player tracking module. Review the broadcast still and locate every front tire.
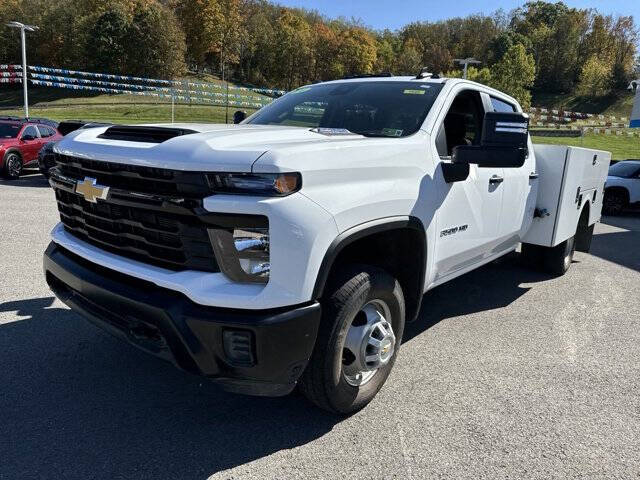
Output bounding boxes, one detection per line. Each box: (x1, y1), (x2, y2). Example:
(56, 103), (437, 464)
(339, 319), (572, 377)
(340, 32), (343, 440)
(299, 265), (405, 414)
(2, 151), (23, 180)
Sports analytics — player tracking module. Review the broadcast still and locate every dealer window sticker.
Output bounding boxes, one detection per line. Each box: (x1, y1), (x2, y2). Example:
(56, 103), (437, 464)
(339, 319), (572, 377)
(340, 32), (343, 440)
(382, 128), (404, 137)
(403, 89), (425, 95)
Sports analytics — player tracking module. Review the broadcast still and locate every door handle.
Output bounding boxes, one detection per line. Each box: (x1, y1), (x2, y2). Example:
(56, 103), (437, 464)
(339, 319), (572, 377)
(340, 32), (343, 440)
(489, 175), (504, 185)
(529, 172), (539, 180)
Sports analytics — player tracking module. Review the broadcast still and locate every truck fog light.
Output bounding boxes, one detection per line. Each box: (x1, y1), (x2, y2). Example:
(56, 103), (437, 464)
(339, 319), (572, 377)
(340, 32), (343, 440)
(234, 228), (270, 278)
(208, 225), (270, 284)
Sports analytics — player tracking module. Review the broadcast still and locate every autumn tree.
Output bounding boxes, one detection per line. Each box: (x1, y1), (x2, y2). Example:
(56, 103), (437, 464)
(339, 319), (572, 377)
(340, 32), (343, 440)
(337, 27), (377, 77)
(490, 44), (536, 108)
(124, 2), (186, 77)
(273, 9), (312, 89)
(312, 22), (341, 81)
(445, 66), (493, 86)
(576, 56), (612, 97)
(395, 38), (422, 75)
(0, 0), (637, 100)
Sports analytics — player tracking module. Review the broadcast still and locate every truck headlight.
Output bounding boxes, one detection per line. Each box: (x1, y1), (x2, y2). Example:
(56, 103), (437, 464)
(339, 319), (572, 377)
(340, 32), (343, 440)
(207, 172), (301, 196)
(208, 223), (270, 284)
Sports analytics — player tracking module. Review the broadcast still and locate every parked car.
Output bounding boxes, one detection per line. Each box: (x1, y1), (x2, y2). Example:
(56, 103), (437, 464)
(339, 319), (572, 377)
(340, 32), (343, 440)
(0, 117), (62, 179)
(38, 121), (112, 178)
(603, 160), (640, 215)
(44, 75), (611, 413)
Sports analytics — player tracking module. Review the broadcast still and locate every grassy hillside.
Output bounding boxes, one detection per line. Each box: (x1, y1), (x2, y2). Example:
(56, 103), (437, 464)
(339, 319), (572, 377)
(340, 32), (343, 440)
(0, 102), (254, 124)
(0, 72), (268, 123)
(531, 90), (635, 118)
(531, 133), (639, 160)
(0, 82), (638, 159)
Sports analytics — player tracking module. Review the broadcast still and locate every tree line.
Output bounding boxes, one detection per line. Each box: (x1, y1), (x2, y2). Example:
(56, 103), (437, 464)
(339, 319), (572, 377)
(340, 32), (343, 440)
(0, 0), (638, 108)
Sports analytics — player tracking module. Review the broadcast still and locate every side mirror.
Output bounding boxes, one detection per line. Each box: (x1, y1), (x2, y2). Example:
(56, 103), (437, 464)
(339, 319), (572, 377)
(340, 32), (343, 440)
(21, 133), (35, 141)
(453, 145), (527, 168)
(454, 111), (529, 168)
(233, 110), (247, 124)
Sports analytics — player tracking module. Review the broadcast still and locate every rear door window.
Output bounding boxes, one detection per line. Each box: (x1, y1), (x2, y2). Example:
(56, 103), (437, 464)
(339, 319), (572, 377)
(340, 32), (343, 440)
(38, 125), (54, 137)
(490, 97), (516, 113)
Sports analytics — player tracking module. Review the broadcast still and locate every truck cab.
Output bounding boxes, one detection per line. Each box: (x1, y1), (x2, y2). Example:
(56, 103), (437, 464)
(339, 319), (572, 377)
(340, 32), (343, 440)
(43, 76), (610, 413)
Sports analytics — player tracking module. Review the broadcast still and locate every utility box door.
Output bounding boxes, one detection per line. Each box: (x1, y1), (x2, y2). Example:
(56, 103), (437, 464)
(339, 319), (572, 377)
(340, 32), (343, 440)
(523, 145), (611, 247)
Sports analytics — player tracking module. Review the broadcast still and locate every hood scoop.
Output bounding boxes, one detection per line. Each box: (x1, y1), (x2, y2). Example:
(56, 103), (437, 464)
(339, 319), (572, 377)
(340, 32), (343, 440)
(98, 125), (197, 143)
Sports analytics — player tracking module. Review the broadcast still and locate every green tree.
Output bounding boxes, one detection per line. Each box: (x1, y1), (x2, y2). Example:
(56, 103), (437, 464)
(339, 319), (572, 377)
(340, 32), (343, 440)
(395, 38), (422, 75)
(374, 31), (398, 74)
(273, 9), (312, 89)
(172, 0), (221, 70)
(88, 7), (129, 73)
(490, 44), (536, 108)
(123, 2), (186, 77)
(337, 27), (377, 77)
(576, 56), (612, 97)
(445, 66), (492, 85)
(512, 1), (589, 92)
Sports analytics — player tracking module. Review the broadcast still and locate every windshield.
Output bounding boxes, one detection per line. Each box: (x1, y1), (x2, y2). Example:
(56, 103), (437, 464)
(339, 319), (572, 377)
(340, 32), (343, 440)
(608, 162), (640, 178)
(0, 123), (20, 139)
(247, 81), (444, 138)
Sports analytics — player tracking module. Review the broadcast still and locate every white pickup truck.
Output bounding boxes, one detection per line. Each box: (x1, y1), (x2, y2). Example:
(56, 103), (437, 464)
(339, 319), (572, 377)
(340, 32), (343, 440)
(44, 76), (611, 413)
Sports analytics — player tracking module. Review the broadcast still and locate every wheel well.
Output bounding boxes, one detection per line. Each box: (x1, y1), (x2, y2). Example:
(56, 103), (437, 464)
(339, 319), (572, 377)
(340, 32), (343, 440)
(315, 223), (426, 323)
(2, 148), (22, 164)
(605, 186), (630, 203)
(3, 148), (22, 159)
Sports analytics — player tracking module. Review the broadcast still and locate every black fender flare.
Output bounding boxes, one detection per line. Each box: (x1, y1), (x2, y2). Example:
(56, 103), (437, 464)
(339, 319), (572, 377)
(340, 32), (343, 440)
(312, 216), (427, 321)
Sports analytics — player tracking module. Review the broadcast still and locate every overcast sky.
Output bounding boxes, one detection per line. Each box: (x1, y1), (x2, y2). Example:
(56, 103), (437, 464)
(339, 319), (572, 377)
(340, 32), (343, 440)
(274, 0), (639, 30)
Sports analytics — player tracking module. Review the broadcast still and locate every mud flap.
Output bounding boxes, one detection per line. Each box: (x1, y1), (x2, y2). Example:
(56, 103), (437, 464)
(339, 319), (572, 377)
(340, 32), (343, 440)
(575, 223), (594, 253)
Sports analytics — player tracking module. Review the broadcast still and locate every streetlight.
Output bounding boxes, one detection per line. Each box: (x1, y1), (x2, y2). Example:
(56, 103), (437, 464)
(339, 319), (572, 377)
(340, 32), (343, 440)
(6, 21), (38, 118)
(454, 57), (481, 79)
(629, 79), (640, 128)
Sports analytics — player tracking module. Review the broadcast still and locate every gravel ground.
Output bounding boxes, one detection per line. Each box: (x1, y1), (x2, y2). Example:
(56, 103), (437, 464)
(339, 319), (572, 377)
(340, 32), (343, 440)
(1, 172), (639, 480)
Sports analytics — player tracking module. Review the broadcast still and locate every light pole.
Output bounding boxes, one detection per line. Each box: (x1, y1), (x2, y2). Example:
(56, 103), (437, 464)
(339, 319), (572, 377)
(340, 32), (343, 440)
(629, 80), (640, 128)
(6, 21), (38, 118)
(454, 57), (481, 79)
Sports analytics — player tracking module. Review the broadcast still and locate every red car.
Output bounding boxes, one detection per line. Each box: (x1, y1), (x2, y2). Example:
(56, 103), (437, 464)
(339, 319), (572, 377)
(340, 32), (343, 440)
(0, 117), (62, 179)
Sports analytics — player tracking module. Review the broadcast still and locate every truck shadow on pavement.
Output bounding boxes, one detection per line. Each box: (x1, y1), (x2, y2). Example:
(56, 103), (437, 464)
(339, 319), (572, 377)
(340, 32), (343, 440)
(0, 239), (627, 479)
(405, 252), (549, 341)
(592, 214), (640, 273)
(0, 297), (337, 480)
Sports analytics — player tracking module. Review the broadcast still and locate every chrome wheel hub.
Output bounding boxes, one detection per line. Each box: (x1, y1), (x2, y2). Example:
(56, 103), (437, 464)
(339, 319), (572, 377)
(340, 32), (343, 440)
(342, 300), (396, 387)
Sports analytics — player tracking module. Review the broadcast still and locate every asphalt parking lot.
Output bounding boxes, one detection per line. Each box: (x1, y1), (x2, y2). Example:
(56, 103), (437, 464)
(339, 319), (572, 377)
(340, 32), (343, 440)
(1, 172), (639, 480)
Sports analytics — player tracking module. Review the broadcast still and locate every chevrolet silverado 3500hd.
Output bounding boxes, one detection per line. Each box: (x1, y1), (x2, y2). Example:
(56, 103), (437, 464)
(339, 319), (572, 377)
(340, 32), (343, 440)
(44, 76), (611, 413)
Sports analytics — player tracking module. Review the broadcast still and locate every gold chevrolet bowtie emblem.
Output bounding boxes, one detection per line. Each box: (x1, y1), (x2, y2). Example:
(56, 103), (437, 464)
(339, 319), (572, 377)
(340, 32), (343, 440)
(75, 177), (110, 203)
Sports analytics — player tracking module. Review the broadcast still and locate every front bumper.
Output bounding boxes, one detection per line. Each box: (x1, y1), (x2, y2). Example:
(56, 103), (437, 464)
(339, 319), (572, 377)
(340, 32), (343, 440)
(44, 242), (321, 396)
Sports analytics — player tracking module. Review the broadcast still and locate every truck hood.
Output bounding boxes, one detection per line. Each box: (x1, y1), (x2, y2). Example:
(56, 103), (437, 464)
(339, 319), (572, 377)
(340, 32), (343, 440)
(53, 123), (367, 172)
